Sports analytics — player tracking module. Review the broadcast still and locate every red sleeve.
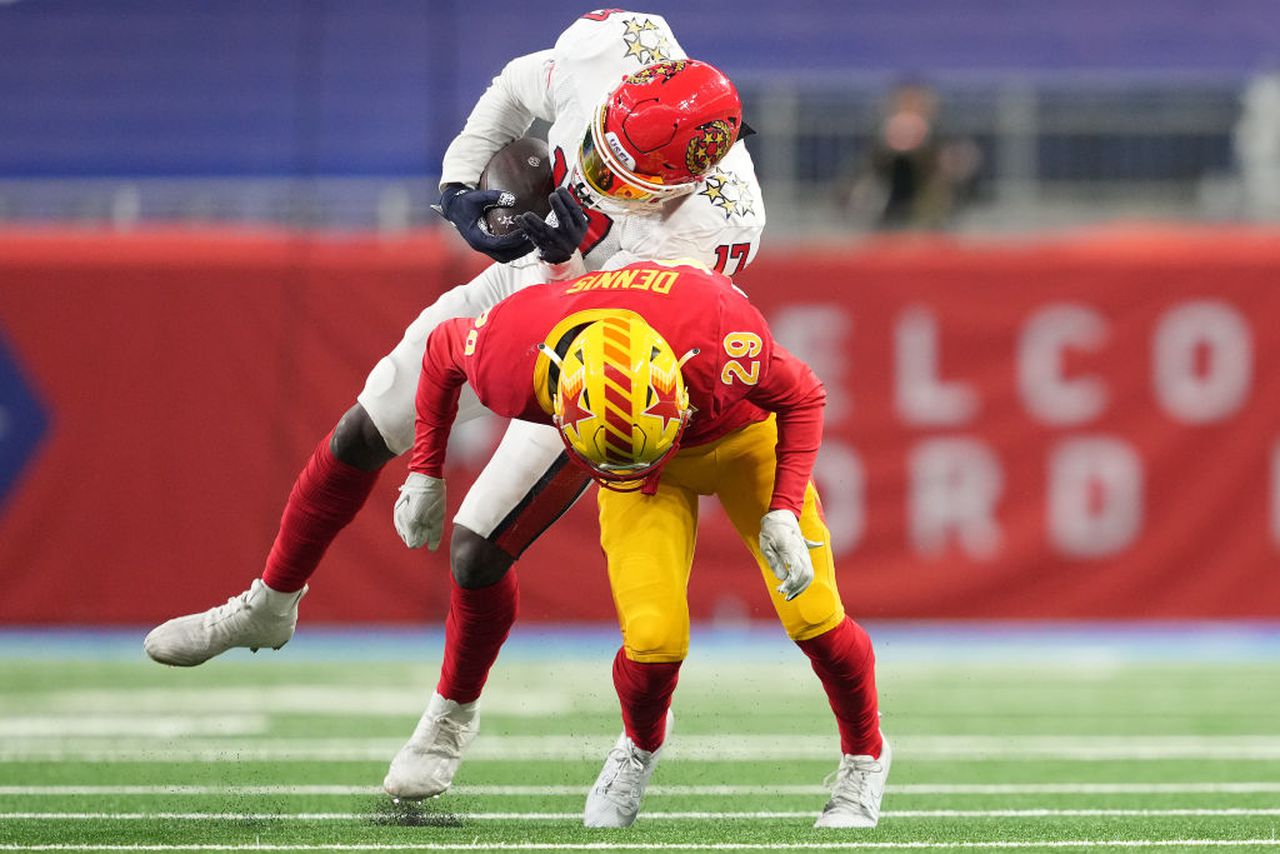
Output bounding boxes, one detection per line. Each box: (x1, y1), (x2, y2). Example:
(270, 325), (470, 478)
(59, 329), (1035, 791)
(746, 342), (826, 516)
(408, 318), (472, 478)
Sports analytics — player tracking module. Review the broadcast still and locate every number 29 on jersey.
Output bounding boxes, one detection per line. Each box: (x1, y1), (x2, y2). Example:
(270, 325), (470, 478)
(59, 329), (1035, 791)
(721, 331), (762, 385)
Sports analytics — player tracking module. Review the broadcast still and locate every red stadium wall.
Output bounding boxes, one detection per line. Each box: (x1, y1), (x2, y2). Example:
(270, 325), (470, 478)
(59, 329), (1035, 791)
(1, 227), (1278, 624)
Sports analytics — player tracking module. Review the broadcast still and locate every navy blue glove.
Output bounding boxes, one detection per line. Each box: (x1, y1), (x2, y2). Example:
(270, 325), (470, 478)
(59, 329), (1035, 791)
(516, 188), (590, 265)
(436, 183), (534, 264)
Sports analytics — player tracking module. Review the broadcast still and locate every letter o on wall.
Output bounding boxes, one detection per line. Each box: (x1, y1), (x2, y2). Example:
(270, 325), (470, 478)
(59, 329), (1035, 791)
(1153, 301), (1253, 424)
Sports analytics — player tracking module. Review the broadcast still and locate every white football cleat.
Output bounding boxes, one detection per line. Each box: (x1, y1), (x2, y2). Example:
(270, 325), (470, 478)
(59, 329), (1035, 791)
(383, 692), (480, 800)
(143, 579), (306, 667)
(583, 710), (674, 828)
(814, 733), (891, 828)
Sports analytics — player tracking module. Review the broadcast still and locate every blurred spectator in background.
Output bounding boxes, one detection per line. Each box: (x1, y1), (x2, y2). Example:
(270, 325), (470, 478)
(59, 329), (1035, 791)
(843, 80), (981, 231)
(1235, 67), (1280, 220)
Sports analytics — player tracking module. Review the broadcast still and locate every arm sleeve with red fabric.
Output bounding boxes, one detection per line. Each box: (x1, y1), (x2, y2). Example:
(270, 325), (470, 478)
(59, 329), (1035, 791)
(409, 318), (473, 478)
(746, 343), (826, 515)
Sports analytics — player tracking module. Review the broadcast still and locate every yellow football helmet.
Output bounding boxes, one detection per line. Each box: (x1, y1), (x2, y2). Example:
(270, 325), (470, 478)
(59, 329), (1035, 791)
(548, 315), (692, 490)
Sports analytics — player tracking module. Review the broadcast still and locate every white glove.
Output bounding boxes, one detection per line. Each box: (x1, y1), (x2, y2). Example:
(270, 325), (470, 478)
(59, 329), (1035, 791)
(759, 509), (823, 601)
(394, 473), (447, 550)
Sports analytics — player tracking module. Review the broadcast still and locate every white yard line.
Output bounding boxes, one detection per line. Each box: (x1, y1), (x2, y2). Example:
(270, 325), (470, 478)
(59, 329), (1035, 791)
(14, 688), (579, 718)
(2, 839), (1279, 850)
(4, 782), (1280, 796)
(0, 716), (268, 737)
(6, 735), (1280, 762)
(3, 808), (1280, 820)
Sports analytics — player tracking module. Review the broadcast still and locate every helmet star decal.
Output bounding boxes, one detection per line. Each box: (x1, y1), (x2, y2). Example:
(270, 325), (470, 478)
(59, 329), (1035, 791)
(698, 168), (756, 220)
(685, 120), (735, 176)
(624, 59), (687, 86)
(557, 365), (592, 432)
(645, 362), (686, 433)
(621, 17), (672, 64)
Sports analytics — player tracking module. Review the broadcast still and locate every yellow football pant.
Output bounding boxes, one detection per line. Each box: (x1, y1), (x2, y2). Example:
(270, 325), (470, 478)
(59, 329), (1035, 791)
(597, 417), (846, 663)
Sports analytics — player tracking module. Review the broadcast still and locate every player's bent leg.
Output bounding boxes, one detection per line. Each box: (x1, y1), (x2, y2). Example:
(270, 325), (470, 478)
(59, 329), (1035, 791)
(438, 420), (589, 704)
(713, 422), (889, 826)
(146, 259), (529, 668)
(384, 421), (589, 800)
(144, 404), (391, 667)
(382, 539), (515, 801)
(586, 480), (697, 827)
(585, 646), (682, 828)
(432, 530), (517, 706)
(261, 404), (389, 592)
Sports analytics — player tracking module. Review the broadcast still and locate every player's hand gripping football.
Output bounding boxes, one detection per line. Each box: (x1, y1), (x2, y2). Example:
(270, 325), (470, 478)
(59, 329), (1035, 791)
(436, 183), (533, 263)
(516, 187), (590, 265)
(394, 472), (447, 551)
(759, 509), (822, 601)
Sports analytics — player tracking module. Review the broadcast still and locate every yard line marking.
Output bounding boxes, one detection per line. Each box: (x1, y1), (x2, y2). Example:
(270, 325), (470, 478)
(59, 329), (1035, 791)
(2, 839), (1280, 850)
(4, 782), (1280, 796)
(25, 687), (577, 718)
(4, 808), (1280, 820)
(0, 716), (267, 737)
(6, 734), (1280, 762)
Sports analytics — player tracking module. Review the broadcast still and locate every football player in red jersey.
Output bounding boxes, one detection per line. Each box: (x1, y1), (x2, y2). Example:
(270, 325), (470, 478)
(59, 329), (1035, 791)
(396, 259), (890, 829)
(144, 11), (768, 804)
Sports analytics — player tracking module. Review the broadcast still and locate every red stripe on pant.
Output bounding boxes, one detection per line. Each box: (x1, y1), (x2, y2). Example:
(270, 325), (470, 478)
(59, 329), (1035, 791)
(491, 457), (590, 559)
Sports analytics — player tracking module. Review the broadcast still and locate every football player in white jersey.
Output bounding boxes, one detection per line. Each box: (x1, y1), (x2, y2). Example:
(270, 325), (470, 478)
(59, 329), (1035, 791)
(143, 9), (888, 826)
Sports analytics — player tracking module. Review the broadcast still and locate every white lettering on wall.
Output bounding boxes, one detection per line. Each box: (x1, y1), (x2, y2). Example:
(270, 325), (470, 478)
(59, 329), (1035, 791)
(772, 305), (852, 423)
(909, 437), (1003, 559)
(1019, 304), (1108, 425)
(896, 306), (979, 426)
(1047, 437), (1144, 558)
(1153, 301), (1252, 423)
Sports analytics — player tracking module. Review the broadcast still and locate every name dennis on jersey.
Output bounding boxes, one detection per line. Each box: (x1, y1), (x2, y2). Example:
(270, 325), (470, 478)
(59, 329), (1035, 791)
(565, 268), (681, 295)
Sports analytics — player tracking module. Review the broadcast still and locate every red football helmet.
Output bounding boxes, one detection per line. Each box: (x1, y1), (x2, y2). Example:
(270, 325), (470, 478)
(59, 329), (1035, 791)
(574, 59), (743, 213)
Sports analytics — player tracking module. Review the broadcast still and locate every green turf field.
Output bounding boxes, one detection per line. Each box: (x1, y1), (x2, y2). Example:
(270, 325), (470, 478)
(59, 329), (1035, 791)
(2, 633), (1279, 852)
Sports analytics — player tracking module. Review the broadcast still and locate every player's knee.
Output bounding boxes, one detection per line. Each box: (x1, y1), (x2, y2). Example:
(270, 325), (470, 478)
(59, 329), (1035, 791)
(782, 604), (845, 642)
(622, 610), (688, 663)
(330, 404), (396, 471)
(777, 586), (845, 642)
(450, 526), (513, 589)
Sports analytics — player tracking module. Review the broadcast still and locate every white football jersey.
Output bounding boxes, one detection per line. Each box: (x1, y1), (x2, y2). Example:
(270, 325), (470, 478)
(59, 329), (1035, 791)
(439, 9), (766, 278)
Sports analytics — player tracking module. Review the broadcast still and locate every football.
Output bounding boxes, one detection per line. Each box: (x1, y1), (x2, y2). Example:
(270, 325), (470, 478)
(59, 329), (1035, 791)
(478, 137), (555, 236)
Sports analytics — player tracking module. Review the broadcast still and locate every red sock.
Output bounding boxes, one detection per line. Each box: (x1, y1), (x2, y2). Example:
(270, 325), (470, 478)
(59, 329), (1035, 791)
(436, 571), (519, 704)
(795, 617), (883, 758)
(261, 433), (380, 593)
(612, 648), (681, 752)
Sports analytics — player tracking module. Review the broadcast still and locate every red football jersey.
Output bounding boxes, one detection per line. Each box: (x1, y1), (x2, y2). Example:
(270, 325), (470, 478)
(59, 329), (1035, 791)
(411, 261), (825, 514)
